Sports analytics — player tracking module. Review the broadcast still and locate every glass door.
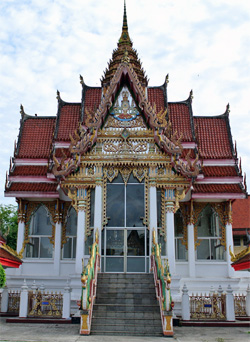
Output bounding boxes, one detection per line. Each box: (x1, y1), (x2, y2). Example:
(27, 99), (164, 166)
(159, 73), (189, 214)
(103, 228), (147, 273)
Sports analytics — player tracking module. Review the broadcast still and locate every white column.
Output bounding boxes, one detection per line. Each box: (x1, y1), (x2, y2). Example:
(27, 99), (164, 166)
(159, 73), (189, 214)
(94, 185), (103, 254)
(19, 279), (29, 318)
(225, 223), (235, 277)
(16, 221), (25, 255)
(181, 284), (190, 320)
(149, 186), (158, 255)
(187, 223), (196, 278)
(53, 222), (62, 275)
(166, 202), (176, 275)
(75, 209), (86, 274)
(0, 285), (9, 313)
(246, 285), (250, 317)
(226, 285), (235, 321)
(62, 280), (72, 319)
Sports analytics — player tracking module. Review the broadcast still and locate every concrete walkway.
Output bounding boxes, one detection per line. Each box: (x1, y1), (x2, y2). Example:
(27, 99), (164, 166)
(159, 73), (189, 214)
(0, 318), (249, 342)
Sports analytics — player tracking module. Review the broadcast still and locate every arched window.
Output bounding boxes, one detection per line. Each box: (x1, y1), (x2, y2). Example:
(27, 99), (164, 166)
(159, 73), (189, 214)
(196, 205), (224, 260)
(174, 209), (187, 260)
(63, 207), (77, 259)
(26, 205), (53, 258)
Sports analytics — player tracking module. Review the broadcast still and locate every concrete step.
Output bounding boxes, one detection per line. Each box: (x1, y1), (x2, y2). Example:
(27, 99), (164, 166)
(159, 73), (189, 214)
(95, 297), (157, 305)
(91, 273), (162, 336)
(93, 311), (161, 319)
(91, 317), (162, 327)
(91, 323), (162, 335)
(96, 287), (155, 295)
(93, 304), (160, 313)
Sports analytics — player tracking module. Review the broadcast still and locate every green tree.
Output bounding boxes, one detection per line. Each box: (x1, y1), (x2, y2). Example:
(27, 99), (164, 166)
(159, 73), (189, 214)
(0, 264), (6, 288)
(0, 204), (18, 250)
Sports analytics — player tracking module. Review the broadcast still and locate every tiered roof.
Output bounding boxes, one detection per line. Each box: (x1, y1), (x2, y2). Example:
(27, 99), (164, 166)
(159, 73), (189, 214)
(5, 4), (247, 201)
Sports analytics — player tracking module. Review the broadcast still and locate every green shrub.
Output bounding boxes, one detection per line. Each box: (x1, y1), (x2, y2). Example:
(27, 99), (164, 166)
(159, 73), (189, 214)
(0, 264), (6, 288)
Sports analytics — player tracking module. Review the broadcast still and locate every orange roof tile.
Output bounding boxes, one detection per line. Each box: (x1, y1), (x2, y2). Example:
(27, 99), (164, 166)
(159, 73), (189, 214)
(193, 184), (243, 193)
(11, 165), (48, 176)
(194, 116), (233, 159)
(232, 197), (250, 229)
(148, 87), (165, 113)
(56, 104), (81, 141)
(168, 103), (193, 142)
(8, 182), (58, 192)
(84, 88), (102, 114)
(18, 118), (55, 159)
(202, 166), (238, 177)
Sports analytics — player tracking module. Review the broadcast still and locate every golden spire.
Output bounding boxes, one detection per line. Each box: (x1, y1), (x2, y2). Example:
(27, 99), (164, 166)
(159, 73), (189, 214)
(118, 0), (132, 47)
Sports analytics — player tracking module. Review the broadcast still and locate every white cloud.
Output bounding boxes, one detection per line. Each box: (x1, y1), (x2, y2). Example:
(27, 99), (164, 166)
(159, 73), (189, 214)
(0, 0), (250, 204)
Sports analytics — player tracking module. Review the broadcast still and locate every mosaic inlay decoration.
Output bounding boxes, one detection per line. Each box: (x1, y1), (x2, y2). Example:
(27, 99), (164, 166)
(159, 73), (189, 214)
(111, 87), (139, 121)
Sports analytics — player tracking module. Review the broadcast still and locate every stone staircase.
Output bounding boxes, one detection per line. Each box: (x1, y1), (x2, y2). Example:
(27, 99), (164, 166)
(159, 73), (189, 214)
(91, 273), (163, 336)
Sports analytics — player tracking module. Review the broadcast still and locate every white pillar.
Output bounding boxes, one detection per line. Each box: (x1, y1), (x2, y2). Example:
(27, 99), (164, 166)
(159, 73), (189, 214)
(75, 209), (86, 274)
(94, 185), (102, 254)
(187, 223), (196, 278)
(246, 285), (250, 317)
(62, 280), (71, 319)
(181, 284), (190, 320)
(225, 223), (235, 277)
(19, 279), (29, 318)
(0, 285), (9, 312)
(166, 202), (176, 275)
(226, 285), (235, 321)
(16, 221), (25, 255)
(149, 186), (158, 256)
(53, 222), (62, 275)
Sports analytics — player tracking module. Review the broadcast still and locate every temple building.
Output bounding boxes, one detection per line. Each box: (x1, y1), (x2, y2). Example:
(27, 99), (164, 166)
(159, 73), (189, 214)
(4, 3), (248, 319)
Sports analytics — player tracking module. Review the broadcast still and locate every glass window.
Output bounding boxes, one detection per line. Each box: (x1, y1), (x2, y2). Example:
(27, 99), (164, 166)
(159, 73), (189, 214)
(126, 184), (144, 227)
(106, 173), (144, 228)
(174, 209), (187, 260)
(63, 207), (77, 259)
(233, 236), (241, 246)
(196, 205), (224, 260)
(26, 206), (53, 259)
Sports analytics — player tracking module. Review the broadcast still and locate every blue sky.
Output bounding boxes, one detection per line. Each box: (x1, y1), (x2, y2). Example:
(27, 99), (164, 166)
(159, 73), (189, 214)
(0, 0), (250, 205)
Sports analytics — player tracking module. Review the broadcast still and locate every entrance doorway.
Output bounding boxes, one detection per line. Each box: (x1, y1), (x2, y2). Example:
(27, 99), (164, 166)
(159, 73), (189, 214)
(102, 228), (149, 273)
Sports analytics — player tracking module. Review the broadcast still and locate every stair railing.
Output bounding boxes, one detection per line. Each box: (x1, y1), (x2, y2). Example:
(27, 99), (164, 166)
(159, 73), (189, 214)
(151, 229), (174, 336)
(79, 230), (100, 335)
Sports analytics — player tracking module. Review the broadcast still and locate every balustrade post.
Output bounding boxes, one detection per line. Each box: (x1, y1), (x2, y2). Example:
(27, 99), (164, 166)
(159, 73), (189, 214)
(246, 285), (250, 317)
(226, 285), (235, 321)
(62, 280), (71, 319)
(0, 285), (8, 313)
(182, 284), (190, 320)
(19, 279), (29, 318)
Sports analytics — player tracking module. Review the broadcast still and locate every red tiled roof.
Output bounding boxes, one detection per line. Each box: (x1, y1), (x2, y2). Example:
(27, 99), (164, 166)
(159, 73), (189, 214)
(84, 88), (102, 114)
(18, 118), (55, 158)
(55, 148), (71, 158)
(11, 165), (48, 176)
(194, 117), (233, 159)
(202, 166), (238, 177)
(0, 247), (22, 264)
(181, 149), (196, 159)
(148, 88), (165, 113)
(8, 182), (58, 192)
(168, 103), (193, 142)
(56, 104), (81, 141)
(232, 197), (250, 229)
(193, 184), (243, 193)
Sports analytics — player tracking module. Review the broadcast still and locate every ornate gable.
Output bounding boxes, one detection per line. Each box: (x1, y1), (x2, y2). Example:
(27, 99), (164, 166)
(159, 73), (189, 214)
(52, 5), (199, 182)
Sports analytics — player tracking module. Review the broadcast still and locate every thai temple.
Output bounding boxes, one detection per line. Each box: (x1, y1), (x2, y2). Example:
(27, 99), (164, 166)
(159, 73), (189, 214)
(4, 1), (249, 335)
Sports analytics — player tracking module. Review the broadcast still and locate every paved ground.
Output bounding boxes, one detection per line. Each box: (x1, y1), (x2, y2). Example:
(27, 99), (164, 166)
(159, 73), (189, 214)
(0, 318), (249, 342)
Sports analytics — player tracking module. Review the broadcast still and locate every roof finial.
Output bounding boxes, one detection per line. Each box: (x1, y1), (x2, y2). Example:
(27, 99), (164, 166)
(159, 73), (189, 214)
(118, 0), (132, 47)
(123, 0), (128, 31)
